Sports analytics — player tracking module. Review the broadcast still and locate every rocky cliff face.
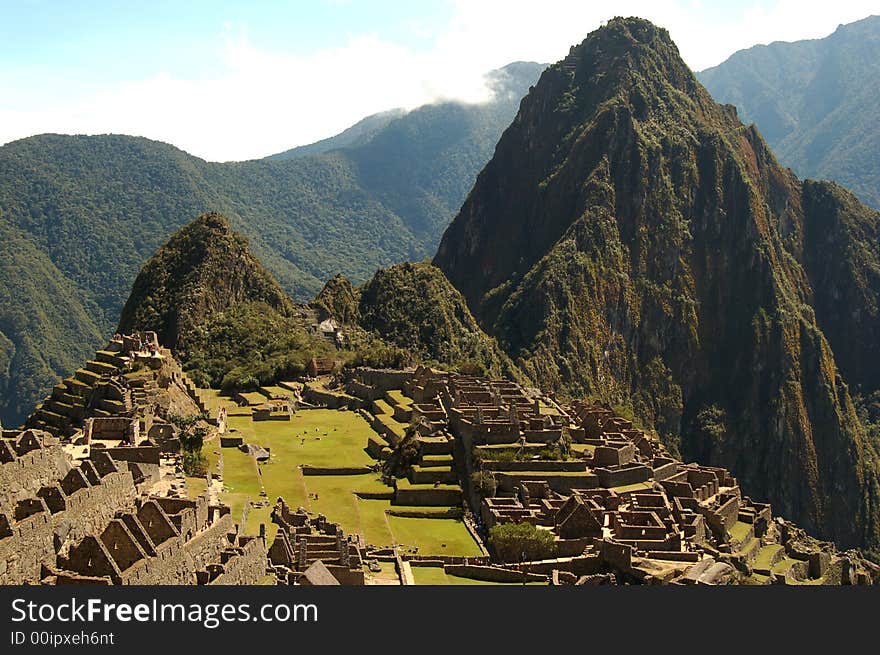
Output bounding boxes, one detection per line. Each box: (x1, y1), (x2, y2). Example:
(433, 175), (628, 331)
(434, 18), (880, 552)
(117, 212), (294, 354)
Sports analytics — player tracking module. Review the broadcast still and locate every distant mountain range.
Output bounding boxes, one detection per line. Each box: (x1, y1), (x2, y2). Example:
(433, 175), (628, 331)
(0, 61), (544, 427)
(699, 15), (880, 210)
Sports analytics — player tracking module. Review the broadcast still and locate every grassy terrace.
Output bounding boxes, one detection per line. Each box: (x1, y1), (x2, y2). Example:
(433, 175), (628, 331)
(216, 409), (480, 556)
(373, 399), (394, 415)
(364, 560), (400, 585)
(239, 391), (268, 406)
(771, 557), (801, 577)
(728, 521), (753, 544)
(195, 389), (239, 413)
(376, 413), (408, 440)
(570, 443), (596, 456)
(386, 390), (413, 408)
(411, 567), (545, 585)
(754, 544), (785, 571)
(261, 385), (294, 398)
(607, 481), (655, 494)
(538, 401), (562, 417)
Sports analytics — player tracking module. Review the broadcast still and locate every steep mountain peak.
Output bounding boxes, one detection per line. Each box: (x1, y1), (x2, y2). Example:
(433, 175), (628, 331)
(434, 19), (880, 552)
(559, 17), (707, 109)
(117, 212), (294, 354)
(435, 17), (729, 317)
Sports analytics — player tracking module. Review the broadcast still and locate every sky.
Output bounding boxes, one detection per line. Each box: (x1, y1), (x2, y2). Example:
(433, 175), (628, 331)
(0, 0), (877, 161)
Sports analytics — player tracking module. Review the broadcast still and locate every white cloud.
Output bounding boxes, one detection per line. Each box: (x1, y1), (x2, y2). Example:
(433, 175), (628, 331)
(0, 1), (876, 161)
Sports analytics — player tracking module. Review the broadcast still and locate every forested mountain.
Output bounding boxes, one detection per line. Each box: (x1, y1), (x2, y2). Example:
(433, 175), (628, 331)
(111, 213), (513, 393)
(435, 18), (880, 552)
(698, 15), (880, 209)
(0, 62), (543, 427)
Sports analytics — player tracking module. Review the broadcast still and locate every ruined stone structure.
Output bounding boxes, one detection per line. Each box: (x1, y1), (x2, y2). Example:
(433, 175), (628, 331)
(267, 499), (364, 585)
(52, 497), (266, 585)
(343, 367), (880, 586)
(0, 425), (267, 585)
(0, 334), (276, 586)
(5, 337), (878, 586)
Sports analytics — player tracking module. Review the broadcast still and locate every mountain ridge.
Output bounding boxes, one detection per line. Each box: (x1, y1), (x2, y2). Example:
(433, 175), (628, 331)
(435, 17), (880, 552)
(0, 61), (544, 427)
(698, 15), (880, 210)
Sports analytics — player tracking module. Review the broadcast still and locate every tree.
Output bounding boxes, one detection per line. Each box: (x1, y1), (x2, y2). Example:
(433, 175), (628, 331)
(471, 470), (497, 498)
(169, 413), (209, 476)
(489, 522), (556, 563)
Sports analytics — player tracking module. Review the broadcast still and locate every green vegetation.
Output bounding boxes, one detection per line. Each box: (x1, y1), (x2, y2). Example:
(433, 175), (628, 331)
(411, 567), (544, 586)
(474, 445), (568, 463)
(489, 522), (556, 563)
(169, 413), (209, 476)
(0, 63), (543, 428)
(355, 262), (525, 382)
(0, 220), (105, 427)
(471, 471), (497, 498)
(433, 17), (880, 551)
(117, 213), (293, 352)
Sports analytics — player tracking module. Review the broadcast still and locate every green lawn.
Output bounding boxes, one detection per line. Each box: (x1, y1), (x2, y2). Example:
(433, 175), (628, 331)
(754, 544), (785, 571)
(217, 409), (484, 555)
(186, 477), (207, 499)
(728, 521), (753, 543)
(228, 409), (376, 468)
(411, 567), (545, 586)
(387, 516), (482, 556)
(386, 390), (413, 408)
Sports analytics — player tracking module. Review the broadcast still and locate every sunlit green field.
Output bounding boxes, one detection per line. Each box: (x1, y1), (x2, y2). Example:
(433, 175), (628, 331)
(227, 409), (376, 468)
(388, 516), (483, 556)
(216, 409), (480, 555)
(411, 567), (546, 586)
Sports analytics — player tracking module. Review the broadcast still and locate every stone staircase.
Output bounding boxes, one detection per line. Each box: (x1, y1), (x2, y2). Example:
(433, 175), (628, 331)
(25, 341), (132, 438)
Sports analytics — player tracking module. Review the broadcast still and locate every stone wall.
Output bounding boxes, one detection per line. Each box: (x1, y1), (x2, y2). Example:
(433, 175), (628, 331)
(345, 379), (378, 401)
(0, 501), (55, 584)
(302, 386), (363, 410)
(444, 564), (547, 583)
(347, 368), (413, 392)
(207, 536), (268, 585)
(102, 445), (161, 465)
(394, 485), (462, 506)
(0, 439), (71, 512)
(0, 449), (140, 584)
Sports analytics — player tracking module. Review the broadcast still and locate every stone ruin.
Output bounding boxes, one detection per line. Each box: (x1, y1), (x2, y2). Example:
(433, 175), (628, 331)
(266, 499), (365, 585)
(0, 428), (267, 585)
(342, 366), (880, 586)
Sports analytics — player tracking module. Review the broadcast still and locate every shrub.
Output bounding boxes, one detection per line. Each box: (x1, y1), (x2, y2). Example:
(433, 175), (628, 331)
(489, 522), (556, 563)
(169, 413), (209, 476)
(471, 471), (497, 498)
